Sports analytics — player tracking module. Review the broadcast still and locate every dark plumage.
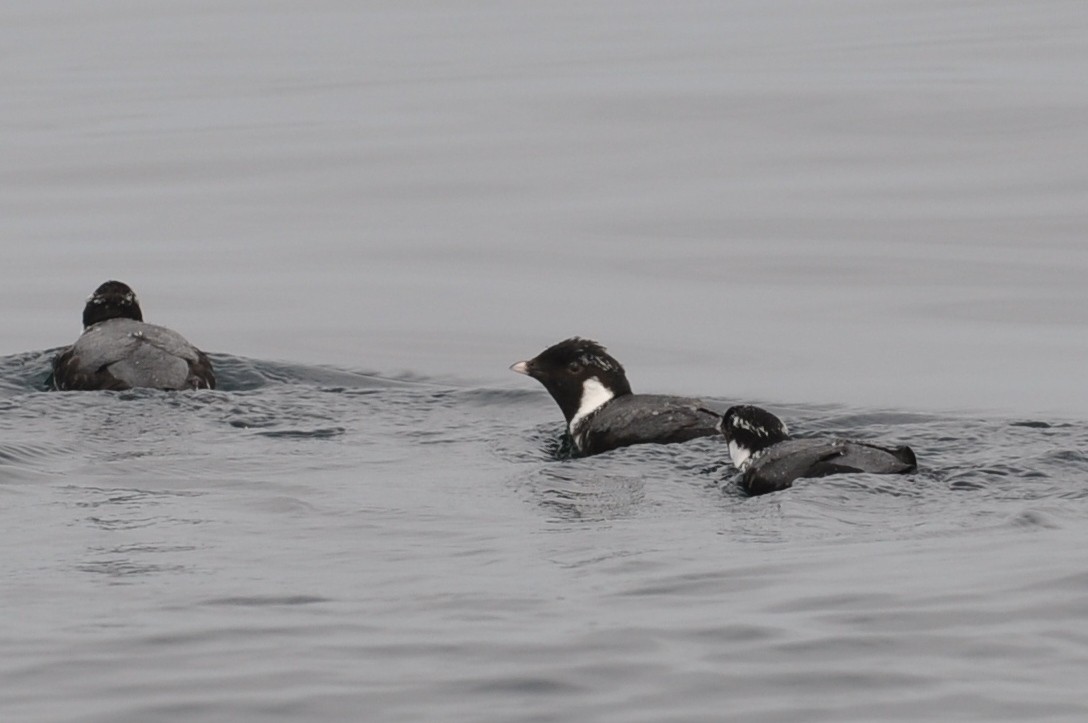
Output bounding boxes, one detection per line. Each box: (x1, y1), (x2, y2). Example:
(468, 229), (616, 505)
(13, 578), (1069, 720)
(51, 281), (216, 391)
(511, 337), (720, 455)
(719, 405), (917, 496)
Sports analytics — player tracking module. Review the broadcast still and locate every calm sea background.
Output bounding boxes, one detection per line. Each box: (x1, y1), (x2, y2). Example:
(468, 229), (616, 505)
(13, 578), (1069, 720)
(3, 1), (1088, 721)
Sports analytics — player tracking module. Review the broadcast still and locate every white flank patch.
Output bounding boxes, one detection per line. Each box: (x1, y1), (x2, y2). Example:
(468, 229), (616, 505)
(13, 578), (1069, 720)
(569, 378), (614, 434)
(728, 440), (753, 470)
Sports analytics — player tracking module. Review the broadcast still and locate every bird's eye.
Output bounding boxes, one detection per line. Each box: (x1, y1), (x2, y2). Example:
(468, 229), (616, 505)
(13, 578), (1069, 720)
(567, 361), (582, 374)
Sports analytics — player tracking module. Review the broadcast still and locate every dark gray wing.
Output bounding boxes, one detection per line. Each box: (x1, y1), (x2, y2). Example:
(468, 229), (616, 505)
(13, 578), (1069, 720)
(576, 394), (721, 455)
(52, 344), (132, 391)
(817, 440), (917, 476)
(741, 438), (916, 496)
(52, 318), (216, 391)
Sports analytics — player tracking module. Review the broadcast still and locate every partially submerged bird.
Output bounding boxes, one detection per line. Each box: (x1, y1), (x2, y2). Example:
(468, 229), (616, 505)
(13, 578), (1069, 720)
(511, 337), (720, 456)
(51, 280), (216, 391)
(718, 405), (916, 496)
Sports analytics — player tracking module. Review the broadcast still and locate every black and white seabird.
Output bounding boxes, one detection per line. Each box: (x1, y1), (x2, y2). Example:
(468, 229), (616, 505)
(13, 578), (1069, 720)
(511, 337), (720, 456)
(719, 404), (917, 495)
(51, 280), (216, 391)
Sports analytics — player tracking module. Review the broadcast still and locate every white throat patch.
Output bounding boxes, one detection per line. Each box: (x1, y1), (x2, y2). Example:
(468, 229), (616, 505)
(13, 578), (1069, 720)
(569, 378), (614, 434)
(728, 440), (753, 471)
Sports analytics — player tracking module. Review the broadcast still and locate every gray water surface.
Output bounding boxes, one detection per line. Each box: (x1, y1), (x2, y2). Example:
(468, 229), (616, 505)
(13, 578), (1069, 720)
(3, 1), (1088, 721)
(3, 355), (1088, 721)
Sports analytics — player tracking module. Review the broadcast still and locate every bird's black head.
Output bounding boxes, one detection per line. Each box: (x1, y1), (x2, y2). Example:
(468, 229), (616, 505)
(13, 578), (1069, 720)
(82, 280), (143, 328)
(720, 405), (790, 469)
(510, 337), (633, 425)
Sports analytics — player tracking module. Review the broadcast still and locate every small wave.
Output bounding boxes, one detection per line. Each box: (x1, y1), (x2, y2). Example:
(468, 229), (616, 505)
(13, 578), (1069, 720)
(1006, 508), (1063, 529)
(0, 349), (447, 396)
(76, 558), (190, 579)
(0, 349), (57, 393)
(530, 468), (648, 522)
(206, 353), (434, 392)
(252, 426), (346, 439)
(0, 440), (75, 465)
(202, 595), (332, 607)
